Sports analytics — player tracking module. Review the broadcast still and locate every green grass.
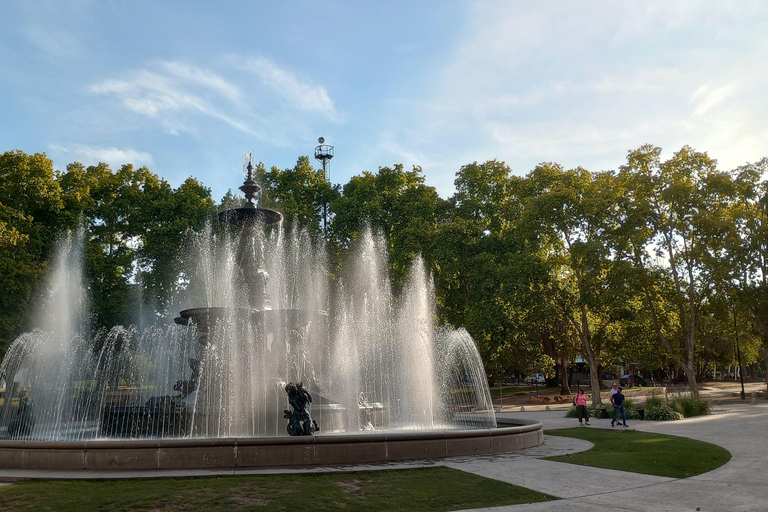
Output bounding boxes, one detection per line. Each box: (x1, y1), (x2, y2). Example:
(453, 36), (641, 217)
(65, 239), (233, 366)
(0, 467), (557, 512)
(545, 428), (731, 478)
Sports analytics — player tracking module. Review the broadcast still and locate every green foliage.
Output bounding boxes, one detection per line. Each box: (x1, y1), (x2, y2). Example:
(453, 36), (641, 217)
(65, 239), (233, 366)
(261, 157), (338, 239)
(644, 405), (684, 421)
(0, 150), (66, 357)
(668, 395), (711, 417)
(2, 143), (768, 387)
(644, 395), (664, 409)
(331, 163), (446, 286)
(58, 162), (216, 327)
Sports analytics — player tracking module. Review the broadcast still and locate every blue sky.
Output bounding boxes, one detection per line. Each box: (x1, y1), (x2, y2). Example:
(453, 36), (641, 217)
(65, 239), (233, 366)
(1, 1), (767, 200)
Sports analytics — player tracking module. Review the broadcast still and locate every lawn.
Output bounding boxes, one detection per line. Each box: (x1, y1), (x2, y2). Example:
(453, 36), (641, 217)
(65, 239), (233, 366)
(0, 466), (557, 512)
(545, 428), (731, 478)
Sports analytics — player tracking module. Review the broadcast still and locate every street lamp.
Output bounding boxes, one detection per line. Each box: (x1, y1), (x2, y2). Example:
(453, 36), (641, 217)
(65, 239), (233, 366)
(725, 291), (746, 400)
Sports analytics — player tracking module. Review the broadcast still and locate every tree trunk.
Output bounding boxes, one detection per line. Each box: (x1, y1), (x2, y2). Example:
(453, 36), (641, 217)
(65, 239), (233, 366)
(576, 302), (602, 406)
(559, 358), (571, 395)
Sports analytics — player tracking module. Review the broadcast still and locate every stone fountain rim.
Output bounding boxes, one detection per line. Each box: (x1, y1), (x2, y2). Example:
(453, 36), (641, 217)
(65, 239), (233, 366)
(0, 419), (542, 471)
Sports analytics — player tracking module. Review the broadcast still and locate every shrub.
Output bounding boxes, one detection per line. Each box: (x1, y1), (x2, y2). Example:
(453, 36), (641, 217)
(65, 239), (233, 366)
(645, 395), (664, 409)
(645, 405), (684, 421)
(565, 405), (611, 419)
(668, 396), (710, 417)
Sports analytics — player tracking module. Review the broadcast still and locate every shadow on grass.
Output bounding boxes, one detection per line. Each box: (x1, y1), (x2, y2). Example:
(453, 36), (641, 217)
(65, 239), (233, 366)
(544, 428), (731, 478)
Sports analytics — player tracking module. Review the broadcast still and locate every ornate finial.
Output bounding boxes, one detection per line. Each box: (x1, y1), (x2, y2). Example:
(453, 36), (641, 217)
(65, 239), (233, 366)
(244, 151), (254, 182)
(239, 151), (260, 208)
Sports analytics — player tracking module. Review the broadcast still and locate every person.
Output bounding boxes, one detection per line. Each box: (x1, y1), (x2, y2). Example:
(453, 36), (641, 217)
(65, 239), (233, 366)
(610, 382), (619, 399)
(575, 388), (590, 426)
(611, 386), (628, 427)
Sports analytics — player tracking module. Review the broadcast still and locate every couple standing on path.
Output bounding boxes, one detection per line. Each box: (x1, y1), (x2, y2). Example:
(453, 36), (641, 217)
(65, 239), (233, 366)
(575, 383), (628, 427)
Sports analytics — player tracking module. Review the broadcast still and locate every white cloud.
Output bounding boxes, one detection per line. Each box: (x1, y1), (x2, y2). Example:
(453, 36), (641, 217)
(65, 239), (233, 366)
(89, 62), (256, 134)
(692, 83), (738, 117)
(50, 144), (154, 167)
(90, 70), (207, 118)
(238, 56), (337, 117)
(161, 61), (242, 103)
(375, 1), (768, 183)
(88, 57), (337, 144)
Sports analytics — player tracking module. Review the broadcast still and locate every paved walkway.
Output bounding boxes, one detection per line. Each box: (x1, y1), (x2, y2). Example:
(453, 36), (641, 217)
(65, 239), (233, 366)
(454, 396), (768, 512)
(2, 385), (766, 511)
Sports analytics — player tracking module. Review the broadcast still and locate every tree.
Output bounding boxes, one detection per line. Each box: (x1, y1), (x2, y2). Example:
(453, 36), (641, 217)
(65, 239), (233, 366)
(432, 161), (554, 384)
(261, 157), (337, 240)
(331, 164), (446, 287)
(615, 145), (739, 397)
(136, 177), (216, 316)
(725, 158), (768, 395)
(520, 163), (620, 405)
(0, 150), (65, 358)
(58, 162), (215, 327)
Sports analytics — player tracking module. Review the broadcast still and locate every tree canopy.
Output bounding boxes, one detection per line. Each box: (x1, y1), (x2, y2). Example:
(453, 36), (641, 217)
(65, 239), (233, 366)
(1, 146), (766, 399)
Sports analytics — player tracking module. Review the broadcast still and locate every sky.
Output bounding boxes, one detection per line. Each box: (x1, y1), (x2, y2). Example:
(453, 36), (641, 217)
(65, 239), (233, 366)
(1, 1), (767, 201)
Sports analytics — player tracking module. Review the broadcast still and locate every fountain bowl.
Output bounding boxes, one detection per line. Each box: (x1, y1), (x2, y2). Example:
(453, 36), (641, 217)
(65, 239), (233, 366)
(0, 418), (541, 471)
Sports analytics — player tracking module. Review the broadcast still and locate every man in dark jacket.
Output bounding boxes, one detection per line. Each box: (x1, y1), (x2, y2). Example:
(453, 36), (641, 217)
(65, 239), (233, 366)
(611, 387), (628, 427)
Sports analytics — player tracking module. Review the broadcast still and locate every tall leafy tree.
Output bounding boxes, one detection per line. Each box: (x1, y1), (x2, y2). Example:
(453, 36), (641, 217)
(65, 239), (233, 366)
(725, 158), (768, 394)
(260, 157), (337, 240)
(520, 163), (620, 404)
(0, 151), (65, 358)
(331, 164), (446, 287)
(58, 162), (215, 327)
(615, 145), (739, 397)
(433, 161), (553, 384)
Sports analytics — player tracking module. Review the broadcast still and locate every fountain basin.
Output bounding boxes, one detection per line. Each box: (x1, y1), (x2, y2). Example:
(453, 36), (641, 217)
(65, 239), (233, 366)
(0, 419), (541, 471)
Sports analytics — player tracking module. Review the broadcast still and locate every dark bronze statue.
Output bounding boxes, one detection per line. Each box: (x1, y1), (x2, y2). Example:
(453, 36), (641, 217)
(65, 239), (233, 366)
(283, 382), (318, 436)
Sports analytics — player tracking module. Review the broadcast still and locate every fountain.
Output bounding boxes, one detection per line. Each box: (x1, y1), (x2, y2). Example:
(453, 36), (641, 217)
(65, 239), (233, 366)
(0, 155), (542, 471)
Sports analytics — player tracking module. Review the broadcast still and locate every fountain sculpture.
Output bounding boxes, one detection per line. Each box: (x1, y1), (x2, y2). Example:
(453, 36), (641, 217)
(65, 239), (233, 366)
(0, 155), (542, 471)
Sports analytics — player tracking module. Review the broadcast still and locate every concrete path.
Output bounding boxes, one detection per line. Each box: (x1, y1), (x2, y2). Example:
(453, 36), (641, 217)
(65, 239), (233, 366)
(454, 398), (768, 512)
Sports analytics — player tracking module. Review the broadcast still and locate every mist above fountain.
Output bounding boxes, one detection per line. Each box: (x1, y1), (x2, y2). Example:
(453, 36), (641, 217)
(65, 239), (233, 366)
(0, 156), (496, 442)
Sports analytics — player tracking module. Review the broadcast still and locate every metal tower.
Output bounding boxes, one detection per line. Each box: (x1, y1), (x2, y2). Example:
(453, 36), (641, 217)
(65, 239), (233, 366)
(314, 137), (334, 233)
(314, 137), (334, 180)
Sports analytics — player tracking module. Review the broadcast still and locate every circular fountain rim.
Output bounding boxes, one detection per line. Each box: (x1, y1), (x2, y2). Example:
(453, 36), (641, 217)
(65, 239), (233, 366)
(0, 419), (542, 471)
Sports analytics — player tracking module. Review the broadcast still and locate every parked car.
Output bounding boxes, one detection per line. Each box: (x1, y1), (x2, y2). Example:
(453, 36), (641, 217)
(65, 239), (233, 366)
(528, 373), (546, 385)
(619, 374), (648, 387)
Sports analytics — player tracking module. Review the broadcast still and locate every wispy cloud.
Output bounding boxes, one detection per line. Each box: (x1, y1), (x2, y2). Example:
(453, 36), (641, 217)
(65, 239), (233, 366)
(377, 1), (768, 183)
(89, 62), (257, 136)
(161, 61), (242, 103)
(50, 144), (154, 167)
(88, 56), (338, 142)
(692, 83), (738, 116)
(237, 56), (337, 117)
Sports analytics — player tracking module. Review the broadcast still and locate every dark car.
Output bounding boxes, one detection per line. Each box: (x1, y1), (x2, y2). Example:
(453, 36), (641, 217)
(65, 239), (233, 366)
(619, 374), (648, 387)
